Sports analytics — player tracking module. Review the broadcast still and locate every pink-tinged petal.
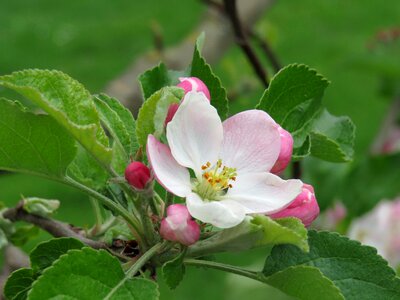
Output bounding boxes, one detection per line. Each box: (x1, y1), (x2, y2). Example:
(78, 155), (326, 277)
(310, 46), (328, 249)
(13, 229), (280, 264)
(167, 92), (223, 175)
(223, 172), (303, 214)
(146, 135), (191, 197)
(220, 110), (281, 173)
(166, 204), (191, 221)
(160, 204), (200, 246)
(177, 77), (211, 100)
(186, 192), (246, 228)
(270, 183), (320, 227)
(270, 126), (294, 174)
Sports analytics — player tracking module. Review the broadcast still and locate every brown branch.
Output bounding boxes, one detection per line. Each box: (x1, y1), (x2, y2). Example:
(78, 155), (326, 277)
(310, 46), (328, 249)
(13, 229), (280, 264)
(223, 0), (269, 87)
(2, 202), (106, 250)
(248, 29), (282, 73)
(105, 0), (274, 115)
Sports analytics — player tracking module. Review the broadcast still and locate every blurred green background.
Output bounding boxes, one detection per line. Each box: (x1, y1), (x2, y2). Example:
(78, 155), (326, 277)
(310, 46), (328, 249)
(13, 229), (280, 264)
(1, 0), (399, 299)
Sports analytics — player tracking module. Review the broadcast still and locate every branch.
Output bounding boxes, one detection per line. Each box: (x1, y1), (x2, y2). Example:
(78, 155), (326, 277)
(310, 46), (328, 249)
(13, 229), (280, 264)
(3, 202), (106, 250)
(223, 0), (269, 87)
(248, 29), (282, 72)
(105, 0), (274, 115)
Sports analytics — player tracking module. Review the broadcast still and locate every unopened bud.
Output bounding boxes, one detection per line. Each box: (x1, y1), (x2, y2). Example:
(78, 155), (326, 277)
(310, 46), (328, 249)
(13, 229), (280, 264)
(165, 77), (211, 125)
(177, 77), (211, 100)
(160, 204), (200, 246)
(23, 197), (60, 217)
(125, 161), (151, 190)
(270, 183), (319, 227)
(271, 126), (293, 174)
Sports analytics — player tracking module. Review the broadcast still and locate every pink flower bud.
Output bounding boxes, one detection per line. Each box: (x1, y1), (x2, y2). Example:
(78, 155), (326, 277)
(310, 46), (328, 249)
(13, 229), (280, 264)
(125, 161), (151, 190)
(177, 77), (211, 100)
(165, 77), (211, 125)
(270, 183), (320, 227)
(160, 204), (200, 246)
(270, 126), (294, 174)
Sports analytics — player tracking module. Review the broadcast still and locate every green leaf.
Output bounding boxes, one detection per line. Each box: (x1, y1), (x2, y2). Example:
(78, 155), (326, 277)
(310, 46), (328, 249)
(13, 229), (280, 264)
(263, 230), (400, 299)
(256, 64), (329, 125)
(136, 86), (183, 147)
(28, 247), (159, 300)
(4, 268), (35, 300)
(0, 98), (76, 179)
(67, 145), (109, 190)
(0, 228), (8, 250)
(309, 110), (355, 162)
(264, 266), (344, 300)
(162, 250), (186, 290)
(96, 94), (138, 155)
(10, 225), (39, 247)
(256, 64), (355, 162)
(0, 69), (112, 166)
(187, 215), (308, 257)
(341, 153), (400, 216)
(94, 94), (138, 174)
(139, 63), (174, 100)
(30, 237), (84, 272)
(190, 33), (229, 119)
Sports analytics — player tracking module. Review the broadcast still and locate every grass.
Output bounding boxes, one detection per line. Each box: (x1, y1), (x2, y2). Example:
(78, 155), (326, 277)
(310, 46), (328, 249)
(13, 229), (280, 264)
(0, 0), (399, 299)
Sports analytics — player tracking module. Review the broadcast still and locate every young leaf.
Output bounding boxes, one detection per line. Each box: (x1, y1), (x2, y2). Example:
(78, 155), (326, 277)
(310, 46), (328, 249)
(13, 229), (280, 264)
(95, 93), (138, 155)
(67, 145), (109, 190)
(256, 64), (356, 162)
(136, 86), (183, 147)
(187, 215), (308, 257)
(309, 110), (355, 162)
(22, 197), (60, 218)
(4, 268), (35, 300)
(257, 64), (329, 124)
(28, 248), (159, 300)
(264, 266), (344, 300)
(190, 33), (229, 119)
(162, 250), (186, 290)
(30, 237), (84, 272)
(139, 63), (173, 100)
(0, 98), (76, 179)
(263, 230), (400, 299)
(0, 69), (112, 166)
(94, 94), (137, 174)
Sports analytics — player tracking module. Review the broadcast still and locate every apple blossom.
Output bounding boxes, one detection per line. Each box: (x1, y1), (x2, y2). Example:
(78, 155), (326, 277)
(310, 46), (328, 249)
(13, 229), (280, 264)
(165, 77), (210, 124)
(348, 199), (400, 268)
(147, 91), (303, 228)
(160, 204), (200, 245)
(125, 161), (151, 190)
(270, 126), (294, 174)
(269, 183), (320, 227)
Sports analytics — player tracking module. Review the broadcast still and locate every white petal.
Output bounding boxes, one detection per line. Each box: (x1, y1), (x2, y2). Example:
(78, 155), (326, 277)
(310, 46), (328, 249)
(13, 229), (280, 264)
(186, 192), (245, 228)
(223, 172), (303, 214)
(220, 110), (281, 173)
(146, 135), (191, 197)
(167, 92), (223, 175)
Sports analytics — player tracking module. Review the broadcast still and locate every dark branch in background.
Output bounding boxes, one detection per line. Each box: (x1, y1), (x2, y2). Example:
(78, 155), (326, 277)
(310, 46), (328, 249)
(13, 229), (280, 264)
(3, 202), (106, 250)
(223, 0), (269, 88)
(248, 30), (281, 72)
(219, 0), (301, 179)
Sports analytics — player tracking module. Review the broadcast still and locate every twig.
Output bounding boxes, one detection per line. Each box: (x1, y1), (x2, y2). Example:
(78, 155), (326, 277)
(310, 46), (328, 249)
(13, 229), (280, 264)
(223, 0), (269, 87)
(2, 202), (106, 249)
(248, 29), (281, 72)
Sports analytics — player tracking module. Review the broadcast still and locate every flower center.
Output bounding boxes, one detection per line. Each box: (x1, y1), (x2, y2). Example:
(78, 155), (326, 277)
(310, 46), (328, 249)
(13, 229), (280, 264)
(194, 159), (237, 200)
